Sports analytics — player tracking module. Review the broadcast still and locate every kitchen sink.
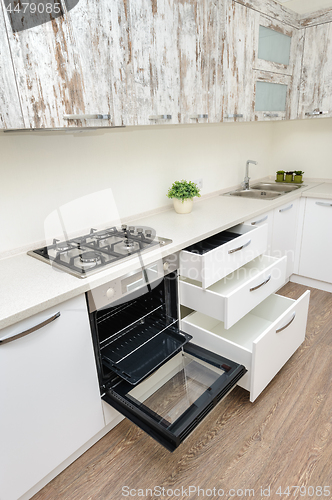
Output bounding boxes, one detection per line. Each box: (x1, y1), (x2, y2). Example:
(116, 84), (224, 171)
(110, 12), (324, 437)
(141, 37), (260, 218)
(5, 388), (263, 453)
(250, 182), (302, 193)
(226, 189), (281, 200)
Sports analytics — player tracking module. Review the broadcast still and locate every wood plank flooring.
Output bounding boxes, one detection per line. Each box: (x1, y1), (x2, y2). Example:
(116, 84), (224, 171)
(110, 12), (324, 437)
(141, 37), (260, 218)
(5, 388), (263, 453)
(32, 283), (332, 500)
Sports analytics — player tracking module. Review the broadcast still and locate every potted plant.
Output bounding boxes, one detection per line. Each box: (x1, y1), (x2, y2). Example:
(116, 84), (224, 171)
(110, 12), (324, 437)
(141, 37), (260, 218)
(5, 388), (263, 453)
(167, 179), (201, 214)
(294, 170), (304, 183)
(285, 171), (294, 183)
(276, 170), (285, 182)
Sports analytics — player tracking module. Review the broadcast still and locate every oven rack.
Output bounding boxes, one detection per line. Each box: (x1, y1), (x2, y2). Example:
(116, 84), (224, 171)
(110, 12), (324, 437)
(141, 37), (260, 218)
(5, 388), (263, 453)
(101, 315), (192, 385)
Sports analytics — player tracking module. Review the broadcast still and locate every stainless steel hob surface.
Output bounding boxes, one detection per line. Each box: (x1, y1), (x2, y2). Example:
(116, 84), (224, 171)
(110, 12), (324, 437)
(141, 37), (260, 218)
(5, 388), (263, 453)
(28, 225), (172, 278)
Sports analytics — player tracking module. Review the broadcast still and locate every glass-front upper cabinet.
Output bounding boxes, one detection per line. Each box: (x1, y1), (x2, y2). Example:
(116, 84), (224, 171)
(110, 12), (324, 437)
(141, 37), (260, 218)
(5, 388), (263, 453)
(254, 15), (300, 76)
(253, 70), (291, 121)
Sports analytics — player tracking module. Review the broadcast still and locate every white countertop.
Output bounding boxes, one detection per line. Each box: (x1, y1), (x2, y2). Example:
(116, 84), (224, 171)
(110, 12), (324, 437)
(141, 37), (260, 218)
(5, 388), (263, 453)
(301, 182), (332, 199)
(0, 180), (326, 330)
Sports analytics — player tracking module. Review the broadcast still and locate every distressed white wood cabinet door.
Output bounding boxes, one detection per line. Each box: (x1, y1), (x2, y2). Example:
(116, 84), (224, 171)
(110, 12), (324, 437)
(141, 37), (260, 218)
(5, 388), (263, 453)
(129, 0), (180, 126)
(298, 23), (332, 119)
(0, 4), (24, 129)
(222, 0), (256, 122)
(2, 1), (86, 128)
(63, 0), (134, 127)
(178, 0), (221, 124)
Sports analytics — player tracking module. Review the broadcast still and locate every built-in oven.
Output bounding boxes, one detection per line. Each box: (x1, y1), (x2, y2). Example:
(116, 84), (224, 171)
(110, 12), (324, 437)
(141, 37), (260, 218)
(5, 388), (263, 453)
(87, 254), (247, 452)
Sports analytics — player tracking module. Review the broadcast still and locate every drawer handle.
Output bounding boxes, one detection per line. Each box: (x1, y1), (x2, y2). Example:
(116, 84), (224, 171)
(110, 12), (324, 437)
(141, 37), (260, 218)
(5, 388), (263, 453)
(251, 215), (268, 225)
(315, 201), (332, 207)
(228, 239), (251, 254)
(224, 114), (244, 118)
(276, 312), (296, 334)
(64, 114), (111, 120)
(250, 274), (271, 292)
(279, 204), (293, 213)
(0, 312), (61, 345)
(190, 114), (208, 119)
(148, 115), (172, 120)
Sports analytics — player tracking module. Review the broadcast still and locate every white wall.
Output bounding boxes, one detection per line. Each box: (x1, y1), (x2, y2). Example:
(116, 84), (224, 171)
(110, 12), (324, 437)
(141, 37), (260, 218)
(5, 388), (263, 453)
(0, 121), (273, 256)
(1, 117), (331, 257)
(271, 118), (332, 179)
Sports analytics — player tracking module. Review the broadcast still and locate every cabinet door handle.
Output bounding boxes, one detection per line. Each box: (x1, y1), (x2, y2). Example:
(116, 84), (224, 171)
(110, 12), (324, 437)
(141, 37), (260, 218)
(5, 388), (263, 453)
(315, 201), (332, 207)
(190, 114), (208, 119)
(224, 114), (244, 118)
(279, 204), (293, 213)
(264, 113), (279, 118)
(250, 274), (271, 292)
(0, 312), (61, 345)
(148, 115), (172, 120)
(228, 239), (251, 254)
(276, 312), (296, 333)
(251, 215), (268, 225)
(305, 110), (328, 116)
(64, 114), (111, 120)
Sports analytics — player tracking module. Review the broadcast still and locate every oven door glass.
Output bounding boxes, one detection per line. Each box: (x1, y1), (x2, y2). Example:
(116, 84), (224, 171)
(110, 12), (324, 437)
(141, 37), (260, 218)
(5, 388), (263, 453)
(103, 342), (246, 451)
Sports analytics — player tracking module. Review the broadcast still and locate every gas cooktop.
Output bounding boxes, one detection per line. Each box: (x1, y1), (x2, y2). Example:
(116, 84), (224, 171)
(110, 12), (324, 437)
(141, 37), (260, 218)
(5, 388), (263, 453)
(28, 225), (172, 278)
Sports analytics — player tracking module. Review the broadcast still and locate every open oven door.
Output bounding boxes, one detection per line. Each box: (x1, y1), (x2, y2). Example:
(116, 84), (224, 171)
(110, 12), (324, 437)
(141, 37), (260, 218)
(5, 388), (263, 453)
(102, 342), (246, 452)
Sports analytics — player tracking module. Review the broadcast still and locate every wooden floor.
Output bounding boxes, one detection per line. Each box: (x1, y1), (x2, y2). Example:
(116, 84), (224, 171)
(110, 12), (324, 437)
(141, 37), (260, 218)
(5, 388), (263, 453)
(32, 283), (332, 500)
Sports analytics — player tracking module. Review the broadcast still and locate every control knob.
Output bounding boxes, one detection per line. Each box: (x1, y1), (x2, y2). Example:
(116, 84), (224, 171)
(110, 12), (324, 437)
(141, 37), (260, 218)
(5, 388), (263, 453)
(106, 287), (116, 299)
(163, 261), (169, 272)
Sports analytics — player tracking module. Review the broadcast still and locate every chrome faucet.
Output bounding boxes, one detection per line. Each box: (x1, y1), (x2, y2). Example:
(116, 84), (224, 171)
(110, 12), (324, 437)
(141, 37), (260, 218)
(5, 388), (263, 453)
(242, 160), (258, 190)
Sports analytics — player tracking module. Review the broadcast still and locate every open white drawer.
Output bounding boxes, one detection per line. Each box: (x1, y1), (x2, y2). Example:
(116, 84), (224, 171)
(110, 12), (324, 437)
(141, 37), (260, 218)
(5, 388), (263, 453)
(180, 223), (268, 289)
(179, 255), (287, 329)
(181, 291), (310, 402)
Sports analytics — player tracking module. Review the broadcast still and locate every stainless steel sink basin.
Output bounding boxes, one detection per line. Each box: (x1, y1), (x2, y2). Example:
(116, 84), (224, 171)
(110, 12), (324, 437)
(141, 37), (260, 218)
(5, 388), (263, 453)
(251, 182), (302, 193)
(227, 189), (281, 200)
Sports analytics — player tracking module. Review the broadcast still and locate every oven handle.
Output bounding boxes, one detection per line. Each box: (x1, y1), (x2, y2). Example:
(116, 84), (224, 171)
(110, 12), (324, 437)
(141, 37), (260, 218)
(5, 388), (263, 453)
(0, 312), (60, 345)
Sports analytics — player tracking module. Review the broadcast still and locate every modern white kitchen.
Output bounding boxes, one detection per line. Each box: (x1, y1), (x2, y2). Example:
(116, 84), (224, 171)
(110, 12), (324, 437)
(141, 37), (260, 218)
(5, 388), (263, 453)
(1, 0), (332, 499)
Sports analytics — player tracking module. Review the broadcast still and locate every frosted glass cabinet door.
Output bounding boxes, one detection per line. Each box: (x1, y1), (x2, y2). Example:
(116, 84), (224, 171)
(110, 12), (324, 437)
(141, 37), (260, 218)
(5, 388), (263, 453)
(254, 71), (291, 120)
(258, 26), (291, 66)
(255, 81), (287, 112)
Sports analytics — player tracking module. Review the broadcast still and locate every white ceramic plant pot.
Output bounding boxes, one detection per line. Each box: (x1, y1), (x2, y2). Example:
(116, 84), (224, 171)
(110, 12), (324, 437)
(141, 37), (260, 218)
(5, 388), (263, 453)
(173, 198), (193, 214)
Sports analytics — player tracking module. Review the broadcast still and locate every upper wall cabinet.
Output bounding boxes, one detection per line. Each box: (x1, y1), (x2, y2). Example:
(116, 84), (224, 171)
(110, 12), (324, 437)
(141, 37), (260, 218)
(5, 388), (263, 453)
(0, 5), (24, 129)
(298, 22), (332, 119)
(178, 0), (221, 124)
(63, 0), (134, 127)
(1, 2), (89, 129)
(253, 15), (304, 121)
(222, 1), (256, 122)
(129, 0), (180, 126)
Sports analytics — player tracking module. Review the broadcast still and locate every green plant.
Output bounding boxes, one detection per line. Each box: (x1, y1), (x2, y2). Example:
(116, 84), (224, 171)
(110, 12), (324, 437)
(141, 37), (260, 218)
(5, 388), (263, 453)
(294, 170), (304, 175)
(167, 180), (201, 202)
(276, 170), (285, 175)
(285, 171), (294, 175)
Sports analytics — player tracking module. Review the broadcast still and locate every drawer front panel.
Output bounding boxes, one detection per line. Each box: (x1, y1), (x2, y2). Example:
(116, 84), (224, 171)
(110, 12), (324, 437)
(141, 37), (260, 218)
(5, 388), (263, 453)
(225, 256), (287, 328)
(250, 290), (310, 402)
(180, 224), (268, 288)
(180, 255), (287, 329)
(181, 291), (310, 401)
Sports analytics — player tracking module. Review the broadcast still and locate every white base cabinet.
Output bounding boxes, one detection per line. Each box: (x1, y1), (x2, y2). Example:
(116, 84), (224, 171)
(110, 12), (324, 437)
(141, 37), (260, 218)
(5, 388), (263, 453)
(270, 199), (300, 278)
(0, 295), (105, 500)
(181, 291), (310, 402)
(299, 197), (332, 284)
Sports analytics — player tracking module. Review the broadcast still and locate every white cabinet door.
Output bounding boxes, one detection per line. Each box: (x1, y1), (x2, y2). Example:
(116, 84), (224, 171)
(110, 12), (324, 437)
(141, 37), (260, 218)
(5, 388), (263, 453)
(271, 199), (300, 278)
(0, 295), (105, 500)
(299, 198), (332, 283)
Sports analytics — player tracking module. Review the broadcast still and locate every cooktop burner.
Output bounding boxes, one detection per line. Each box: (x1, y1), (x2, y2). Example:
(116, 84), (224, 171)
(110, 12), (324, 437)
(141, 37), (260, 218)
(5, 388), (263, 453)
(28, 225), (172, 278)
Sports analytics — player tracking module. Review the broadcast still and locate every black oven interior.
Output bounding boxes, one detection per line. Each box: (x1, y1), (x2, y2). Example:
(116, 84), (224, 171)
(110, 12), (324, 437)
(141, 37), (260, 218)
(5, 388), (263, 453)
(88, 266), (247, 452)
(89, 271), (191, 389)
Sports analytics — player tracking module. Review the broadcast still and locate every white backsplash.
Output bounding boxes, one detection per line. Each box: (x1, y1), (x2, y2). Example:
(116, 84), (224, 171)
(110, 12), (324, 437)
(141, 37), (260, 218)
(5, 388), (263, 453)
(1, 118), (331, 257)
